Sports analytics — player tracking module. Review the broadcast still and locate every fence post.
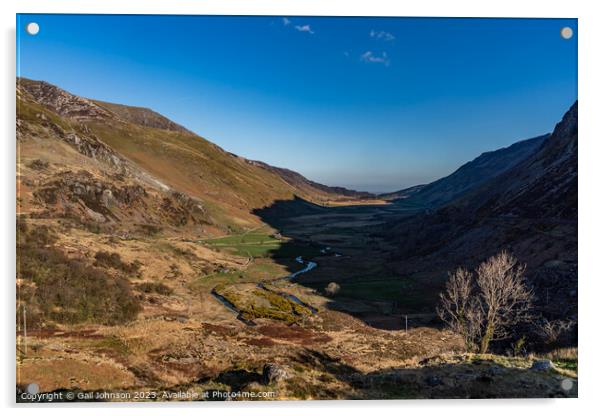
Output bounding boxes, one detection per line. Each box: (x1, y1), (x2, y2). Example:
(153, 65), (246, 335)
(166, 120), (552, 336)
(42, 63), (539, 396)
(23, 305), (27, 355)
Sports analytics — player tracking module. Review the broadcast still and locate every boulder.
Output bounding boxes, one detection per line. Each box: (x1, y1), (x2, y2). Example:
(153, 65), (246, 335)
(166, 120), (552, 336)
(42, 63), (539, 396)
(100, 189), (115, 208)
(262, 363), (289, 385)
(425, 375), (443, 387)
(530, 359), (555, 371)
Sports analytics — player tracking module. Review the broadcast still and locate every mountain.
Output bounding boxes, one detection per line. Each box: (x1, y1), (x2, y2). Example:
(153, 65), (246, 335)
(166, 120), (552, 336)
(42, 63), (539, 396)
(383, 134), (549, 206)
(245, 159), (374, 200)
(379, 184), (425, 201)
(16, 78), (578, 398)
(92, 99), (193, 134)
(382, 102), (577, 316)
(16, 78), (369, 235)
(17, 78), (113, 121)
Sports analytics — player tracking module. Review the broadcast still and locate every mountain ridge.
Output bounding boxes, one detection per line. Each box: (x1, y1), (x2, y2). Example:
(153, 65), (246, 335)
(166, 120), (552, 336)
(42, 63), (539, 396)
(382, 134), (549, 207)
(92, 99), (193, 134)
(16, 77), (578, 399)
(244, 158), (374, 200)
(382, 102), (577, 316)
(17, 78), (374, 234)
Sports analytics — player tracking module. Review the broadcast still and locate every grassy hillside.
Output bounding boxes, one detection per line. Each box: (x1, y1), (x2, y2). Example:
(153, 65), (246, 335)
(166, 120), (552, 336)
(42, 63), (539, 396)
(16, 78), (577, 400)
(18, 78), (375, 233)
(93, 99), (192, 134)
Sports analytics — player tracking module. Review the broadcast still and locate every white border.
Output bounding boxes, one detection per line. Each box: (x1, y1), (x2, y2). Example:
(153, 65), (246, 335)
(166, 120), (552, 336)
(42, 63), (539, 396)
(2, 1), (601, 415)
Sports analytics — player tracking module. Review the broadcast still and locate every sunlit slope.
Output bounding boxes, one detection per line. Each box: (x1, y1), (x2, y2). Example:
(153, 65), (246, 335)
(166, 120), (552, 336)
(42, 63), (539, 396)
(92, 99), (192, 134)
(86, 120), (299, 217)
(18, 78), (364, 229)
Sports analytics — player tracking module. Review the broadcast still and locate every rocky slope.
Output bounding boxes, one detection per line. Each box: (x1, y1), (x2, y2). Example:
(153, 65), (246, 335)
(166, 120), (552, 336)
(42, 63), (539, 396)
(382, 102), (577, 318)
(18, 78), (112, 121)
(17, 78), (372, 234)
(93, 100), (192, 134)
(383, 134), (548, 206)
(15, 77), (577, 400)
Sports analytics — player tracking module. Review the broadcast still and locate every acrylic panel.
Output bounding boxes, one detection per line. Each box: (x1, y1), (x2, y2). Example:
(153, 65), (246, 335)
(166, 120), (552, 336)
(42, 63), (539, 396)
(16, 14), (578, 402)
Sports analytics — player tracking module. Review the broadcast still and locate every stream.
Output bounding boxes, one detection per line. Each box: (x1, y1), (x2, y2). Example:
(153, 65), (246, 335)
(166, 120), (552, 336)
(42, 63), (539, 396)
(210, 252), (325, 323)
(210, 288), (257, 326)
(288, 256), (318, 280)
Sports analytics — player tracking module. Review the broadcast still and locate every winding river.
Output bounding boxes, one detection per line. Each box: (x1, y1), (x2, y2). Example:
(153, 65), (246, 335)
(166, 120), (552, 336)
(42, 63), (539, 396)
(288, 256), (317, 280)
(211, 253), (324, 323)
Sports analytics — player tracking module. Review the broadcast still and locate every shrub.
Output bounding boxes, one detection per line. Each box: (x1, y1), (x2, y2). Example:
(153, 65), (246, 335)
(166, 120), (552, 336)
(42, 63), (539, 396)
(94, 250), (142, 276)
(136, 281), (173, 296)
(511, 336), (527, 357)
(17, 222), (141, 326)
(535, 318), (576, 347)
(324, 282), (341, 296)
(136, 223), (162, 236)
(28, 159), (49, 170)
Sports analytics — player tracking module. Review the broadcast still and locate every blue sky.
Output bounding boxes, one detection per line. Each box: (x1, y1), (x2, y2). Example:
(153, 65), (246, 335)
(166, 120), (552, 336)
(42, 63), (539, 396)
(17, 15), (577, 192)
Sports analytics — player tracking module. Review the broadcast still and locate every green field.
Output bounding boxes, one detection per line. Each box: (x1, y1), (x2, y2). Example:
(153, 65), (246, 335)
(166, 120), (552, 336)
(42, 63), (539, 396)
(199, 231), (322, 259)
(200, 231), (281, 258)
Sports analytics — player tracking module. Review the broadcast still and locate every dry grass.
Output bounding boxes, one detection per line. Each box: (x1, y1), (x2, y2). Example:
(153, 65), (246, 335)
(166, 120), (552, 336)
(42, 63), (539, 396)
(540, 347), (578, 376)
(15, 88), (577, 399)
(542, 347), (578, 361)
(18, 352), (136, 393)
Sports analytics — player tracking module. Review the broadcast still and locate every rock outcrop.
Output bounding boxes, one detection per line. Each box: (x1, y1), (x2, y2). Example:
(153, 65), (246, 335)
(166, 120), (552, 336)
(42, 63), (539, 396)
(262, 363), (289, 385)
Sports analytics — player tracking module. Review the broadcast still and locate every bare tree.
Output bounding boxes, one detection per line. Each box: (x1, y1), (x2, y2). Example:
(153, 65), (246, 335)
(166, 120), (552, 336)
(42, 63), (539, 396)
(476, 251), (533, 353)
(536, 318), (575, 346)
(437, 267), (482, 351)
(438, 251), (533, 353)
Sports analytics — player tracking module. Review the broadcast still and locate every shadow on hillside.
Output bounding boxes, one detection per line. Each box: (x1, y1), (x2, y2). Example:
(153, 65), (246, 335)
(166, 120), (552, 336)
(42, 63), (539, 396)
(17, 350), (577, 401)
(252, 196), (439, 330)
(290, 348), (576, 399)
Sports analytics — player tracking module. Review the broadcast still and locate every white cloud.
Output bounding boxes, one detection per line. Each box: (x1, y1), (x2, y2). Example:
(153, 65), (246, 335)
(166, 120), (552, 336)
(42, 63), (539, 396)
(281, 18), (315, 34)
(360, 51), (390, 66)
(294, 24), (315, 34)
(369, 30), (395, 41)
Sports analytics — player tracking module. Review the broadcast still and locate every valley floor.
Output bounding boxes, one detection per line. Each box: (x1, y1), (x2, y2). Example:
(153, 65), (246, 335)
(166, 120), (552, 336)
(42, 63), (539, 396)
(15, 78), (578, 401)
(16, 200), (577, 401)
